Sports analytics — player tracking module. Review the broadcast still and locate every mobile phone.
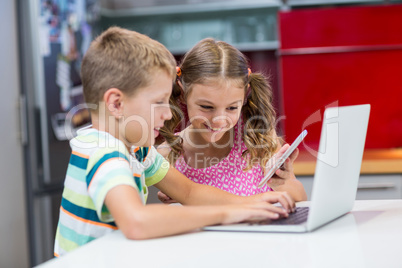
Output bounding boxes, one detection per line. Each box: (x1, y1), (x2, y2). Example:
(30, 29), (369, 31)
(258, 130), (308, 188)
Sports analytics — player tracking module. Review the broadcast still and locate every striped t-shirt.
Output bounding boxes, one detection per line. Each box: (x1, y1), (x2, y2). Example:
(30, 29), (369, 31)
(54, 127), (169, 257)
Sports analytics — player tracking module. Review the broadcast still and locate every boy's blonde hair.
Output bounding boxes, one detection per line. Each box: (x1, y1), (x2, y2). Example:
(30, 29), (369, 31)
(81, 26), (176, 111)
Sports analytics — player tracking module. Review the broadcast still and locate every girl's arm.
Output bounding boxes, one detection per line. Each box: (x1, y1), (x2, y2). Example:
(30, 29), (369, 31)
(156, 141), (179, 204)
(155, 141), (171, 158)
(104, 184), (287, 240)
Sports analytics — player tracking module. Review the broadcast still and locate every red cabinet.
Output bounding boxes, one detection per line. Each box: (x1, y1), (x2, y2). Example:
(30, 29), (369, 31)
(279, 4), (402, 150)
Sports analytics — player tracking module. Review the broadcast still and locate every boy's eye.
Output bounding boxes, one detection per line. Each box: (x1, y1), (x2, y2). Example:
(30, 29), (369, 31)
(200, 105), (213, 109)
(156, 99), (169, 105)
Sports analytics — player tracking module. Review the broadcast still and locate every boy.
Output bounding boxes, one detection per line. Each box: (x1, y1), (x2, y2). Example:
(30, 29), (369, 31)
(54, 26), (294, 257)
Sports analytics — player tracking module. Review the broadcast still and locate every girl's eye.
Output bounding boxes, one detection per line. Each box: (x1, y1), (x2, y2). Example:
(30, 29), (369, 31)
(227, 106), (238, 111)
(200, 105), (213, 109)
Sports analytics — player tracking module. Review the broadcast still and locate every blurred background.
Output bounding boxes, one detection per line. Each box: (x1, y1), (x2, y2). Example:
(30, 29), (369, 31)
(1, 0), (402, 266)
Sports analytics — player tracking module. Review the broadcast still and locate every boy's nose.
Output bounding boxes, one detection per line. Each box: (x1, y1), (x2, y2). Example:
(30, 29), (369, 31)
(162, 107), (172, 121)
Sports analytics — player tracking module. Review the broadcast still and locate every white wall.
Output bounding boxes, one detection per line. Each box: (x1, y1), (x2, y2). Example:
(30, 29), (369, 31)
(0, 0), (29, 267)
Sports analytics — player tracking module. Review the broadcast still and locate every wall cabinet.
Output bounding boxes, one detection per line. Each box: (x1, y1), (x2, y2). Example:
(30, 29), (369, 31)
(100, 1), (280, 54)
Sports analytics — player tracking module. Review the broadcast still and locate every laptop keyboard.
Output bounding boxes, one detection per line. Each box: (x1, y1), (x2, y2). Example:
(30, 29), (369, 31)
(257, 207), (310, 225)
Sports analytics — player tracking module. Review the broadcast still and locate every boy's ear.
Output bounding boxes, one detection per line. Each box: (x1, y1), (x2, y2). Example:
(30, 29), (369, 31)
(104, 88), (124, 118)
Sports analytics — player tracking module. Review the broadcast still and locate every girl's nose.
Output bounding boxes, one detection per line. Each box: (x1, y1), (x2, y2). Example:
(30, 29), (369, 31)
(211, 115), (228, 128)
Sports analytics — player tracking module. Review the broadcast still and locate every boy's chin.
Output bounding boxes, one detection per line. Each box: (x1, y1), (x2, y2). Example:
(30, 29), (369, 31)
(131, 139), (153, 148)
(144, 138), (155, 147)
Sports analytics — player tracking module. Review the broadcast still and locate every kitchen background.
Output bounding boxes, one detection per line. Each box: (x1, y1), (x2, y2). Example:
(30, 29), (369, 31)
(1, 0), (401, 267)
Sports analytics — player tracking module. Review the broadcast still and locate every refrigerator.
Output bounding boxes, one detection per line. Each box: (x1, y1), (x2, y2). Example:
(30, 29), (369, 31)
(17, 0), (100, 265)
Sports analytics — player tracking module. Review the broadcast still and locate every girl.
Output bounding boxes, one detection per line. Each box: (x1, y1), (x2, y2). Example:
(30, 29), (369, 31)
(158, 38), (306, 202)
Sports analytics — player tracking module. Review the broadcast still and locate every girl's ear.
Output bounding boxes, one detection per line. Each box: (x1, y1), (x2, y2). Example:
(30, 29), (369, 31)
(104, 88), (124, 118)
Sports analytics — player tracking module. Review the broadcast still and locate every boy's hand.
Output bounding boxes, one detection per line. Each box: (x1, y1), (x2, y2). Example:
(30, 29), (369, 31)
(221, 202), (290, 225)
(245, 191), (295, 213)
(264, 144), (299, 188)
(157, 191), (178, 204)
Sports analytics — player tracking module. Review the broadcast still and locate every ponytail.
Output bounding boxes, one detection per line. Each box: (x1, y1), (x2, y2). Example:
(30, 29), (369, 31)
(159, 72), (187, 165)
(241, 72), (280, 170)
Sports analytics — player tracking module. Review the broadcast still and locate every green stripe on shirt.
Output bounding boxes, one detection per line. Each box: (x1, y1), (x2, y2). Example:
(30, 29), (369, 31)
(58, 222), (96, 247)
(62, 187), (96, 210)
(145, 156), (169, 186)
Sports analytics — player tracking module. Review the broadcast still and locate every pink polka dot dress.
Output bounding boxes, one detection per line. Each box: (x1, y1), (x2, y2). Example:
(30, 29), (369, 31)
(175, 120), (273, 196)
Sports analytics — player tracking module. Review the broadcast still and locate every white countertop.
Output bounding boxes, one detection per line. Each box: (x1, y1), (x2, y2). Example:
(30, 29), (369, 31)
(37, 200), (402, 268)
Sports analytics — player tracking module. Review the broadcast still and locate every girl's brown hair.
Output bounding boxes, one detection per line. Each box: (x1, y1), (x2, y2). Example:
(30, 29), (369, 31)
(160, 38), (280, 170)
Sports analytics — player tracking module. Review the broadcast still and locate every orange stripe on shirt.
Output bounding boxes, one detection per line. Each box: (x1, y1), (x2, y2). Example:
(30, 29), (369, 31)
(142, 146), (151, 162)
(72, 151), (90, 159)
(60, 206), (118, 230)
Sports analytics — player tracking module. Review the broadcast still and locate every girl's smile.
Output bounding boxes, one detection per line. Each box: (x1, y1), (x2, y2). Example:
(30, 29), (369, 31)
(203, 124), (224, 133)
(186, 80), (245, 145)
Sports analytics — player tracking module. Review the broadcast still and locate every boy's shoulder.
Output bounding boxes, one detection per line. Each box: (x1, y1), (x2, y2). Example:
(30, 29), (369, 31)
(71, 127), (130, 162)
(131, 146), (169, 173)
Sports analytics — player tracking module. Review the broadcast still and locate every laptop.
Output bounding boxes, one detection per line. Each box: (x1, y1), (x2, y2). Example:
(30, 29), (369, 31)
(204, 104), (371, 233)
